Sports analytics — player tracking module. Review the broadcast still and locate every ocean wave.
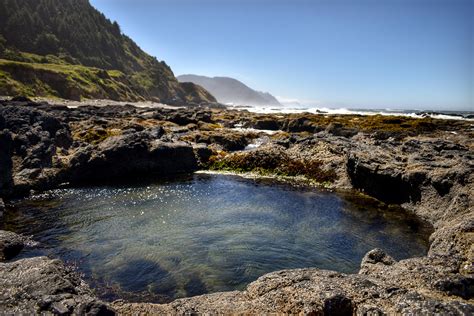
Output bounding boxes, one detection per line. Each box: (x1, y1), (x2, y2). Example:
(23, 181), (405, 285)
(228, 105), (474, 121)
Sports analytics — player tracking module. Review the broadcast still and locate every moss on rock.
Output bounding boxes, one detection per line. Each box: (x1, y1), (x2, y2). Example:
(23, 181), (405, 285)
(210, 146), (338, 183)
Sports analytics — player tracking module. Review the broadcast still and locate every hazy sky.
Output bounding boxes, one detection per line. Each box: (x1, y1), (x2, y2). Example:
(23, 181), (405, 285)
(90, 0), (473, 110)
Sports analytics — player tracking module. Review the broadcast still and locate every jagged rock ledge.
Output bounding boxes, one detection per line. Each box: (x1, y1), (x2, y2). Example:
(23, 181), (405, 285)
(0, 98), (472, 314)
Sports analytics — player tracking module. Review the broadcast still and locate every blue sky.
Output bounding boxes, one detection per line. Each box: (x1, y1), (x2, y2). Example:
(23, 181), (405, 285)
(90, 0), (473, 110)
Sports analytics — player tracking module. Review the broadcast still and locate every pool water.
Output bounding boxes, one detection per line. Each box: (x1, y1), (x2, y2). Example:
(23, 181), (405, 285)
(4, 173), (431, 303)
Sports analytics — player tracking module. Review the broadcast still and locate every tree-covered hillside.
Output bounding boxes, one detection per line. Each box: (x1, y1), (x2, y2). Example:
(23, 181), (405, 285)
(0, 0), (216, 104)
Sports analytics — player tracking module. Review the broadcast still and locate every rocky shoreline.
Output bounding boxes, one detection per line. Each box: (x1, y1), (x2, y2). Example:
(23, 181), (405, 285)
(0, 97), (472, 314)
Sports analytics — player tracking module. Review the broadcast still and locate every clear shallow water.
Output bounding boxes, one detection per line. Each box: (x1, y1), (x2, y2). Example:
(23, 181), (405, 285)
(5, 174), (431, 303)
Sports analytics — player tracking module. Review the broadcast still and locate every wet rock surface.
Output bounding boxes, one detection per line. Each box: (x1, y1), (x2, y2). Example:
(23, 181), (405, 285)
(0, 98), (473, 314)
(0, 230), (25, 261)
(0, 198), (4, 219)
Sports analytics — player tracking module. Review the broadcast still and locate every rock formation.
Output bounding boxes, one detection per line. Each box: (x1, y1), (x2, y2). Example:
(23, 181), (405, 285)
(0, 256), (114, 315)
(0, 98), (472, 314)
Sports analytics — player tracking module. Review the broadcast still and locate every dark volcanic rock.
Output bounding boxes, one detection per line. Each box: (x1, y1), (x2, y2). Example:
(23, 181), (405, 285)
(0, 130), (13, 196)
(67, 132), (198, 183)
(434, 276), (474, 300)
(0, 113), (5, 130)
(0, 230), (25, 261)
(167, 111), (197, 126)
(0, 105), (64, 137)
(0, 104), (73, 196)
(347, 154), (418, 204)
(285, 117), (320, 133)
(325, 122), (358, 138)
(184, 130), (253, 151)
(0, 256), (115, 315)
(0, 198), (4, 219)
(323, 294), (354, 315)
(252, 119), (281, 131)
(10, 96), (32, 102)
(193, 143), (213, 166)
(54, 128), (74, 149)
(166, 109), (213, 126)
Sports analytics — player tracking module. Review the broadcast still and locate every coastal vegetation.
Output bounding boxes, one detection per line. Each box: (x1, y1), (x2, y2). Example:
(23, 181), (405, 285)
(209, 149), (338, 184)
(0, 0), (216, 104)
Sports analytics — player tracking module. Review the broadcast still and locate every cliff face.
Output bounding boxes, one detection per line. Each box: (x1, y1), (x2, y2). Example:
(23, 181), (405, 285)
(0, 0), (216, 104)
(178, 74), (281, 106)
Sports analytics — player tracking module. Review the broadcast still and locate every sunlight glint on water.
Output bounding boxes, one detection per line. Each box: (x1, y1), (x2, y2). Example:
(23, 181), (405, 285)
(7, 174), (430, 302)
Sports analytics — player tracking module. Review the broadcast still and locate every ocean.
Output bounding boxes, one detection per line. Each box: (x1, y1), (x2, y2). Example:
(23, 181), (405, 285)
(228, 104), (474, 121)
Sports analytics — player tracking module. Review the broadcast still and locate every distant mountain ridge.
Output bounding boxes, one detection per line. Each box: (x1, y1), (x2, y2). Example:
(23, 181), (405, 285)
(177, 74), (281, 106)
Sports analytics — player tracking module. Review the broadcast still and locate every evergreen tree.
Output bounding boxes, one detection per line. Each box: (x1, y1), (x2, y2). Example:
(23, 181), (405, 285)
(0, 0), (160, 73)
(0, 0), (216, 104)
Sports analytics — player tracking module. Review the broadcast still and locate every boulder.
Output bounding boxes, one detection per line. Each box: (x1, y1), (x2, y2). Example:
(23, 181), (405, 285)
(360, 248), (396, 267)
(54, 128), (74, 149)
(359, 248), (397, 276)
(166, 110), (197, 125)
(67, 132), (198, 183)
(185, 130), (252, 151)
(193, 143), (213, 166)
(193, 110), (213, 123)
(0, 256), (114, 315)
(325, 122), (358, 138)
(346, 154), (418, 204)
(252, 119), (281, 131)
(285, 117), (320, 133)
(0, 230), (25, 261)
